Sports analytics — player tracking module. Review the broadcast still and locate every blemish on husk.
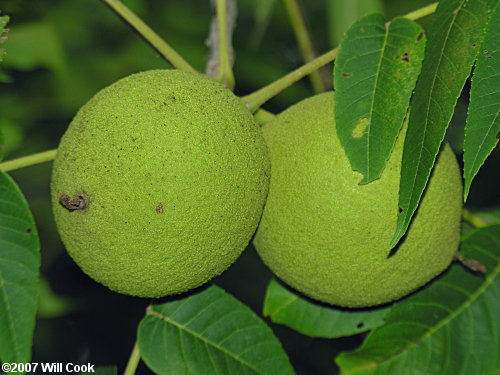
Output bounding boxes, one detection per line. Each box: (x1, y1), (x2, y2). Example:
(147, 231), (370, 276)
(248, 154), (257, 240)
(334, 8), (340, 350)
(352, 118), (369, 138)
(59, 193), (88, 211)
(156, 203), (164, 214)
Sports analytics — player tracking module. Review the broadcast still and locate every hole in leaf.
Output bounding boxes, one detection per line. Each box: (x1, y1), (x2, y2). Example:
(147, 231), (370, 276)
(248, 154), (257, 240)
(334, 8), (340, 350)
(357, 322), (364, 329)
(417, 32), (424, 41)
(26, 228), (32, 234)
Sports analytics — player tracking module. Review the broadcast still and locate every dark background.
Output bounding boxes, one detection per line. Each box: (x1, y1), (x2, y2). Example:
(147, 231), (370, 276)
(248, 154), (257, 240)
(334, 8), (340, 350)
(1, 0), (498, 373)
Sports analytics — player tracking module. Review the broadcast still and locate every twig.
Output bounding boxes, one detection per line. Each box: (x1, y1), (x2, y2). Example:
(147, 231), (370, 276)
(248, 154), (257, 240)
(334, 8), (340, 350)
(283, 0), (325, 93)
(206, 0), (236, 89)
(100, 0), (197, 73)
(123, 341), (141, 375)
(0, 149), (57, 172)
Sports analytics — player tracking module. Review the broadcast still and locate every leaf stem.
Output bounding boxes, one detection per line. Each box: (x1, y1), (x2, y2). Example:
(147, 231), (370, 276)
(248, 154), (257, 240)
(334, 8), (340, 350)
(123, 341), (141, 375)
(0, 149), (57, 172)
(214, 0), (235, 90)
(403, 2), (438, 21)
(283, 0), (325, 93)
(241, 2), (438, 113)
(254, 108), (276, 125)
(462, 209), (489, 228)
(100, 0), (197, 73)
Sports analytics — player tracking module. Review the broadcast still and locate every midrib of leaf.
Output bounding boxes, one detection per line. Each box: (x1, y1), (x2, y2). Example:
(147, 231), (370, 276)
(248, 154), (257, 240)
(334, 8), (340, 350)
(265, 294), (297, 317)
(392, 0), (465, 246)
(147, 306), (262, 375)
(344, 254), (499, 374)
(365, 23), (391, 181)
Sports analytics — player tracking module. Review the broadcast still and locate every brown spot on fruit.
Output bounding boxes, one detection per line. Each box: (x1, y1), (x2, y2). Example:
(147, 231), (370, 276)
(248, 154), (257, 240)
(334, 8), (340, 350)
(59, 193), (88, 211)
(156, 203), (164, 214)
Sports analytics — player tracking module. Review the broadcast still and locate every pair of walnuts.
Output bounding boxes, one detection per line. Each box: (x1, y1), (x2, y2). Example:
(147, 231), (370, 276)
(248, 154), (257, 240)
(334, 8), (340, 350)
(51, 70), (462, 308)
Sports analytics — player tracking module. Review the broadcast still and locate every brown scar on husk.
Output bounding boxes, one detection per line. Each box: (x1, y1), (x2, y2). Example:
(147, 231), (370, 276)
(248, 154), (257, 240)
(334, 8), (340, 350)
(156, 203), (164, 214)
(59, 193), (88, 211)
(455, 252), (487, 273)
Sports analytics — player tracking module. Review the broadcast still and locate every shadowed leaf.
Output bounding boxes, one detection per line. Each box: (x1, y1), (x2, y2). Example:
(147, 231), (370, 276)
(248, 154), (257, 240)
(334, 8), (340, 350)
(263, 279), (390, 338)
(463, 3), (500, 200)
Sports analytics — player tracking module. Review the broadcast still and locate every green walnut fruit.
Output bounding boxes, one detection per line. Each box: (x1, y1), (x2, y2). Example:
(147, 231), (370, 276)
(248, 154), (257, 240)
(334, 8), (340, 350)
(254, 92), (462, 307)
(51, 69), (270, 298)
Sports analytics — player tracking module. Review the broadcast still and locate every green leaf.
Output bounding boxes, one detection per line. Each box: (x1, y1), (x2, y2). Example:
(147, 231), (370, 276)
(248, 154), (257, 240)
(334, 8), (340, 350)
(0, 172), (40, 363)
(138, 285), (295, 375)
(327, 0), (384, 46)
(391, 0), (497, 248)
(334, 14), (425, 183)
(0, 14), (9, 63)
(263, 279), (390, 338)
(3, 20), (66, 73)
(463, 3), (500, 201)
(336, 225), (500, 375)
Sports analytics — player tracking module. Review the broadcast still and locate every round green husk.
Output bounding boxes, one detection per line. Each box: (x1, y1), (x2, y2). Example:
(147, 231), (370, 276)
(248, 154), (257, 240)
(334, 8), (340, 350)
(51, 69), (270, 297)
(254, 92), (462, 307)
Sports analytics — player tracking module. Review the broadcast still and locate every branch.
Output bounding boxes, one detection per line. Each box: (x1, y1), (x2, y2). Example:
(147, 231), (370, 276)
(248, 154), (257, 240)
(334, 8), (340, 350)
(100, 0), (197, 73)
(0, 149), (57, 172)
(206, 0), (237, 89)
(283, 0), (325, 93)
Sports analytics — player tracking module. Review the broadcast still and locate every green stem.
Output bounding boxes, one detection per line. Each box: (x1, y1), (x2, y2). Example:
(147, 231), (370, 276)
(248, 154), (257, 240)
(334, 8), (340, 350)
(404, 2), (438, 21)
(0, 149), (57, 172)
(462, 209), (489, 229)
(215, 0), (235, 90)
(100, 0), (197, 73)
(283, 0), (325, 93)
(123, 341), (141, 375)
(254, 108), (276, 125)
(241, 2), (438, 113)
